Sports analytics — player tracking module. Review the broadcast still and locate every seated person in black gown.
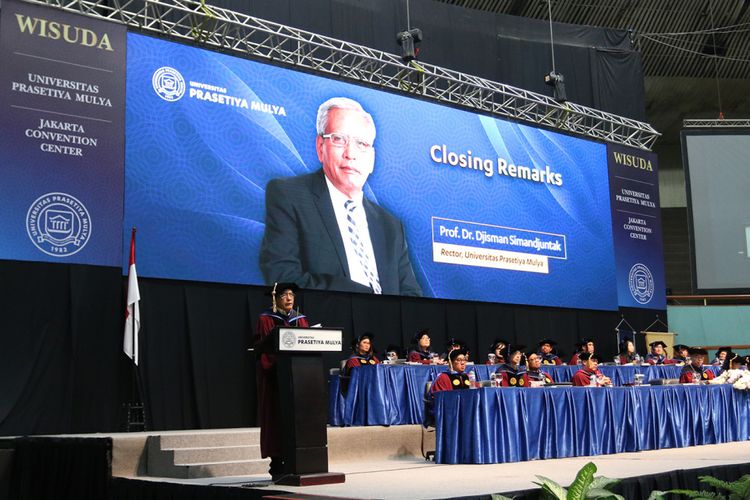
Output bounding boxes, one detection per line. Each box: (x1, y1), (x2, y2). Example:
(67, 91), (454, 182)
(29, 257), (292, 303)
(537, 338), (562, 365)
(672, 344), (690, 364)
(486, 338), (509, 365)
(569, 338), (594, 365)
(711, 346), (732, 366)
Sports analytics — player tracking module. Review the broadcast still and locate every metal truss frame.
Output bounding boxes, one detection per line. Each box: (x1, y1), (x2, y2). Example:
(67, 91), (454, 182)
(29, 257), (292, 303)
(30, 0), (660, 150)
(683, 119), (750, 128)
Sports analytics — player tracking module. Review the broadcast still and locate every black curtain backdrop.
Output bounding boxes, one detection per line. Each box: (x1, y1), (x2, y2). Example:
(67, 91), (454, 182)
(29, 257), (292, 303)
(0, 0), (653, 435)
(1, 260), (661, 435)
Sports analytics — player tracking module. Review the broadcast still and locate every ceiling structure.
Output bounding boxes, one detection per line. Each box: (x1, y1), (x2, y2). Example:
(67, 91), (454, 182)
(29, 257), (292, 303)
(440, 0), (750, 150)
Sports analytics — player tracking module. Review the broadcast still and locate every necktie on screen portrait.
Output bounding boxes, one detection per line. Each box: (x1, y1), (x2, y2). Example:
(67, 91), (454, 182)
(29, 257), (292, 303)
(344, 199), (381, 294)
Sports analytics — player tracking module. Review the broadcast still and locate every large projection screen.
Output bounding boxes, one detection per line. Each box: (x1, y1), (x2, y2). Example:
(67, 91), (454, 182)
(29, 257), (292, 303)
(682, 130), (750, 293)
(124, 33), (625, 311)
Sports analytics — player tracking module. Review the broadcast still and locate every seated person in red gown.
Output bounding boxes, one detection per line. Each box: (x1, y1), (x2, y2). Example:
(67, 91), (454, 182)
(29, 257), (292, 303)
(645, 340), (675, 365)
(617, 339), (642, 365)
(253, 282), (309, 479)
(679, 347), (716, 383)
(496, 344), (527, 387)
(672, 344), (690, 364)
(568, 338), (594, 365)
(524, 352), (555, 386)
(430, 348), (472, 392)
(485, 338), (509, 365)
(343, 332), (380, 375)
(571, 352), (612, 386)
(537, 338), (562, 365)
(407, 329), (444, 364)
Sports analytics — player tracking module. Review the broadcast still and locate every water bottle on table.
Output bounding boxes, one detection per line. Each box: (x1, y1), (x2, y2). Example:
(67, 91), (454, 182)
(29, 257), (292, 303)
(468, 370), (477, 389)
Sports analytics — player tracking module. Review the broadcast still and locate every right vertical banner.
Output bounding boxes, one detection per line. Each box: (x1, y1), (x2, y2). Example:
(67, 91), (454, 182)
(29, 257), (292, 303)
(607, 144), (666, 309)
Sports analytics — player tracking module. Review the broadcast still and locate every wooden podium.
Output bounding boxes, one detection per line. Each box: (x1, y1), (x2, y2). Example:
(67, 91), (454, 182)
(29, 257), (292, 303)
(266, 326), (345, 486)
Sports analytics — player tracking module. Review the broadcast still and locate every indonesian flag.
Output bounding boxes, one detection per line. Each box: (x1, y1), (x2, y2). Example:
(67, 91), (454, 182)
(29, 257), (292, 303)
(123, 228), (141, 365)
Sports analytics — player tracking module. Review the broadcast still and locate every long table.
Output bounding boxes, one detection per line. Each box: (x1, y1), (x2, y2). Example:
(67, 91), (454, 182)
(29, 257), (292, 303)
(328, 363), (721, 426)
(433, 384), (750, 464)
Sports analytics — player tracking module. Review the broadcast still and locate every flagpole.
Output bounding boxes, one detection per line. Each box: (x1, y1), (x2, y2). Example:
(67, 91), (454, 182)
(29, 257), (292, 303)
(125, 226), (147, 431)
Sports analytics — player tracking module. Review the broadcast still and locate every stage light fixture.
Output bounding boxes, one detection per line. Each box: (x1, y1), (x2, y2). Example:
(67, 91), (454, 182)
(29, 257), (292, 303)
(544, 71), (567, 103)
(396, 28), (422, 62)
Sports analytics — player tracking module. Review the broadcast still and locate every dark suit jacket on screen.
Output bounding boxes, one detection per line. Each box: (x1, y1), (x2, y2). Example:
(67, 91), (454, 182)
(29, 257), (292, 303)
(259, 169), (422, 296)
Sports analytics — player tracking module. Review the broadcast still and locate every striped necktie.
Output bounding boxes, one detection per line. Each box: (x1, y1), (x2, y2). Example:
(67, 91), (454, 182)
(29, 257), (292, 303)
(344, 199), (381, 294)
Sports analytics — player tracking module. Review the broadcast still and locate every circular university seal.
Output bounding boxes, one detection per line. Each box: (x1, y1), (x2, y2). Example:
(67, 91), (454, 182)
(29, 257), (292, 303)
(26, 192), (91, 257)
(152, 66), (185, 102)
(628, 263), (654, 304)
(281, 330), (297, 349)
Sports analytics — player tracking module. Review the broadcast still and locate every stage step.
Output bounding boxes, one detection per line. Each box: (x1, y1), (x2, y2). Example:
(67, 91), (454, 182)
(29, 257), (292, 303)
(147, 430), (269, 479)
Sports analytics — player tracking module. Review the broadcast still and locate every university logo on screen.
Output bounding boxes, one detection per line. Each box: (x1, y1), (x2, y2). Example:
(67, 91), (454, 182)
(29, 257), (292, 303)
(26, 192), (92, 257)
(628, 263), (655, 304)
(150, 67), (286, 115)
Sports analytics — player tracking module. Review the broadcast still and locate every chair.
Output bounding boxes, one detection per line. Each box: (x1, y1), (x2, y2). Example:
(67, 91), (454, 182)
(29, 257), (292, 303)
(338, 359), (351, 396)
(421, 380), (436, 461)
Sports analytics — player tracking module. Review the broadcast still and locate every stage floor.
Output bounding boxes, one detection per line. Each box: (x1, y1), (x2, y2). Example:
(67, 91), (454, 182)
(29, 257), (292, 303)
(133, 440), (750, 499)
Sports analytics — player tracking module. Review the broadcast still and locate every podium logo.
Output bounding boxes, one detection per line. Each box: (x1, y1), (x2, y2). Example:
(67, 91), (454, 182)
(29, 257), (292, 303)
(26, 192), (91, 257)
(152, 67), (185, 102)
(281, 330), (297, 349)
(628, 263), (654, 304)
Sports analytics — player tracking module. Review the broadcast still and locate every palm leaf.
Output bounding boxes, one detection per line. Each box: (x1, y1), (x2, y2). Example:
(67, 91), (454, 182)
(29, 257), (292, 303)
(534, 475), (568, 500)
(661, 488), (724, 499)
(699, 476), (736, 493)
(567, 462), (597, 500)
(584, 487), (625, 499)
(588, 476), (620, 491)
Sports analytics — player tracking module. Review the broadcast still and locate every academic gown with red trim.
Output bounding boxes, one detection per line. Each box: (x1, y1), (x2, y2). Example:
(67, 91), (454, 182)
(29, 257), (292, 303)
(679, 364), (715, 383)
(254, 309), (308, 458)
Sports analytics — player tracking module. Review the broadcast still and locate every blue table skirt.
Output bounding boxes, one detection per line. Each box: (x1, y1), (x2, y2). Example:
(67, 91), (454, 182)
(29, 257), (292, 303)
(434, 384), (750, 464)
(327, 364), (722, 426)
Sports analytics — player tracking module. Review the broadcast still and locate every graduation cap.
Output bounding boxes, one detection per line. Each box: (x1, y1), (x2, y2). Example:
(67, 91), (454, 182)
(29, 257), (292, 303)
(538, 338), (558, 348)
(446, 337), (466, 350)
(265, 282), (299, 296)
(687, 347), (708, 356)
(673, 344), (689, 352)
(489, 338), (509, 353)
(448, 347), (468, 362)
(384, 344), (402, 356)
(412, 329), (430, 344)
(649, 341), (668, 349)
(715, 346), (732, 357)
(351, 332), (375, 347)
(580, 352), (600, 362)
(504, 344), (526, 359)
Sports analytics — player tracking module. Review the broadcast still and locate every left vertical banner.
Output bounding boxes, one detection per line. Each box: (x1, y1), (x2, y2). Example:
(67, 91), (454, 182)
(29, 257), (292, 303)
(0, 0), (127, 265)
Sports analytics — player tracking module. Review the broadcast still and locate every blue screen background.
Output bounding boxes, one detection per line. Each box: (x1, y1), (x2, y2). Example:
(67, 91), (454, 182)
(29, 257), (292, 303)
(125, 33), (619, 310)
